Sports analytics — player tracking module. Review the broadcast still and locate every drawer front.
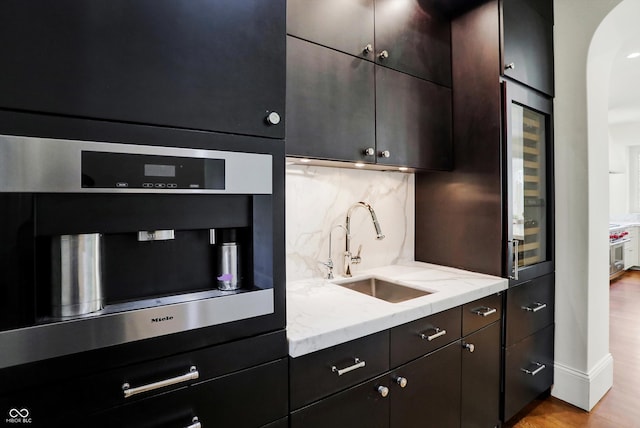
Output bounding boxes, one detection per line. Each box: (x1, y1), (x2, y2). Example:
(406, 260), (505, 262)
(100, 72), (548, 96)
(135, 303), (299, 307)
(506, 274), (554, 346)
(290, 331), (390, 410)
(503, 324), (554, 422)
(94, 359), (289, 428)
(390, 306), (462, 367)
(290, 373), (389, 428)
(462, 293), (503, 336)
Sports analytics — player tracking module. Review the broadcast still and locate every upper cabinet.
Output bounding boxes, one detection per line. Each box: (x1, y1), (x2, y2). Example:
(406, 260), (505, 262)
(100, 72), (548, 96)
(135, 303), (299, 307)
(287, 0), (451, 87)
(0, 0), (286, 139)
(502, 0), (554, 96)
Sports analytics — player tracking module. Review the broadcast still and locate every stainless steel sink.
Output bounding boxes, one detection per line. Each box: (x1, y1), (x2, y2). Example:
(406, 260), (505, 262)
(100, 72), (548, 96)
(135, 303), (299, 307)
(333, 277), (432, 303)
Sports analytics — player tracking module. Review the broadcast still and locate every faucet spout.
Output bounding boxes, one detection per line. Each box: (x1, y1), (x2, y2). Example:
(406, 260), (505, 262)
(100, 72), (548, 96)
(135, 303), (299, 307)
(344, 202), (385, 277)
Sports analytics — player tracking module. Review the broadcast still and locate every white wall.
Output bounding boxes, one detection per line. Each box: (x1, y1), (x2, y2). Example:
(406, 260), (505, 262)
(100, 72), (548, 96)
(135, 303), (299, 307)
(609, 140), (628, 216)
(553, 0), (628, 410)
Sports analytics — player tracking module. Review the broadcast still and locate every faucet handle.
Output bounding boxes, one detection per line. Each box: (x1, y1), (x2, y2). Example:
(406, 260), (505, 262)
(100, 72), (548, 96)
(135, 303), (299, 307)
(352, 244), (363, 265)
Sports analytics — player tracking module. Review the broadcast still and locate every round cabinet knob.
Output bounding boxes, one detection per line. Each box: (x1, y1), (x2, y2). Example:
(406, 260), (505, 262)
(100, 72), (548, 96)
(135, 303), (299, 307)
(377, 385), (390, 398)
(265, 111), (281, 126)
(363, 44), (373, 54)
(463, 343), (475, 353)
(378, 50), (389, 60)
(379, 150), (390, 158)
(505, 62), (515, 70)
(395, 376), (408, 388)
(364, 147), (375, 156)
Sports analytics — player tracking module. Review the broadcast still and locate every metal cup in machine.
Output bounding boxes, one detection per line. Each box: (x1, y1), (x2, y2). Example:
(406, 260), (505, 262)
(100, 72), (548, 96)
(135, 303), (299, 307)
(214, 229), (242, 291)
(51, 233), (104, 318)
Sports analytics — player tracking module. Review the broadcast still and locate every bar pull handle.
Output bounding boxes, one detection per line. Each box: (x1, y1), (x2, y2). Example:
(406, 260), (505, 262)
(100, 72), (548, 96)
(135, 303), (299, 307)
(332, 358), (366, 376)
(522, 302), (547, 313)
(137, 229), (175, 242)
(185, 417), (202, 428)
(122, 366), (199, 398)
(521, 362), (546, 376)
(471, 306), (497, 317)
(510, 240), (519, 280)
(420, 327), (447, 341)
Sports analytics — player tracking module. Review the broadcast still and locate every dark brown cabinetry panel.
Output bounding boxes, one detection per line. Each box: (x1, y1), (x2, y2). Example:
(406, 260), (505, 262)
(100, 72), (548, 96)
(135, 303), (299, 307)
(286, 36), (376, 162)
(287, 0), (375, 60)
(0, 0), (285, 139)
(502, 0), (554, 95)
(390, 340), (462, 428)
(505, 274), (554, 346)
(461, 322), (501, 428)
(462, 293), (503, 336)
(290, 374), (390, 428)
(376, 66), (453, 170)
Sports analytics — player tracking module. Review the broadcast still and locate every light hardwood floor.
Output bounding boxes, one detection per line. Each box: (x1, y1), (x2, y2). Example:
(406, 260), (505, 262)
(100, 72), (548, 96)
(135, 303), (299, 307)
(505, 270), (640, 427)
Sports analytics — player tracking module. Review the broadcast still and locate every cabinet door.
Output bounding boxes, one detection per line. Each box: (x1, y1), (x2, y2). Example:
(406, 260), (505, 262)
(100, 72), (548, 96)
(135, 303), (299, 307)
(374, 0), (452, 87)
(290, 374), (390, 428)
(286, 36), (376, 162)
(502, 0), (554, 95)
(390, 340), (462, 428)
(376, 66), (452, 170)
(0, 0), (285, 139)
(287, 0), (375, 60)
(461, 323), (501, 428)
(505, 274), (554, 346)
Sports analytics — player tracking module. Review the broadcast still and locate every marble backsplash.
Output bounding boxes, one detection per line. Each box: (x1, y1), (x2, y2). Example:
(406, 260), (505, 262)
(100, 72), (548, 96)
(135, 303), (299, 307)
(286, 164), (415, 281)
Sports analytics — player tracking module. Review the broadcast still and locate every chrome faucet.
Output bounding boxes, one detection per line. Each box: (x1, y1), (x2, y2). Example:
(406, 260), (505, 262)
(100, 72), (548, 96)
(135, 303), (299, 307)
(344, 202), (385, 277)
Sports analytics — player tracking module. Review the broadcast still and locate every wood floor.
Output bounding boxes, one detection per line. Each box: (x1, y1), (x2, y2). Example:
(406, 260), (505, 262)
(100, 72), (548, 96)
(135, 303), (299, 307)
(505, 270), (640, 427)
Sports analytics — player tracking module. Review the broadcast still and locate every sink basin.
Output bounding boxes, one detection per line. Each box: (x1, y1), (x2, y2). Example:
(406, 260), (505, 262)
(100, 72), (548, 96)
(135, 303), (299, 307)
(333, 277), (432, 303)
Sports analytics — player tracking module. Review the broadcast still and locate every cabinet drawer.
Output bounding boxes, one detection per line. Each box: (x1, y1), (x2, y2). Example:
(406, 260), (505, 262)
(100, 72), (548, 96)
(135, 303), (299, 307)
(290, 331), (390, 410)
(462, 293), (503, 336)
(94, 359), (289, 428)
(503, 324), (554, 422)
(506, 274), (554, 346)
(290, 373), (389, 428)
(390, 307), (461, 367)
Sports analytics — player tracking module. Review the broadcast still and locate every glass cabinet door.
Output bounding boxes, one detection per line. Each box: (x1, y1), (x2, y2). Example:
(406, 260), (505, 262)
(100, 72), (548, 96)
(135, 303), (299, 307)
(505, 81), (553, 282)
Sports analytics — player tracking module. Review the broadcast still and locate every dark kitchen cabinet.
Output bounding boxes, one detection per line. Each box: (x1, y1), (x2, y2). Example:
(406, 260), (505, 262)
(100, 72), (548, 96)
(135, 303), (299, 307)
(286, 36), (376, 163)
(287, 0), (451, 86)
(0, 0), (285, 139)
(502, 0), (554, 95)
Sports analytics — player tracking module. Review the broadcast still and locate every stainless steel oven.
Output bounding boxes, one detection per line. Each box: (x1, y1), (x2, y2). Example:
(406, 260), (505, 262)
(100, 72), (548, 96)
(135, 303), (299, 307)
(0, 133), (284, 369)
(610, 226), (629, 280)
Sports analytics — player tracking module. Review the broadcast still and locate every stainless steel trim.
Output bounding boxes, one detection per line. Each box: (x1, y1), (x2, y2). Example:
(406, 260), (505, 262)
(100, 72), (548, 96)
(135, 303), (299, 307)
(137, 230), (175, 242)
(521, 302), (547, 313)
(122, 366), (199, 398)
(209, 229), (216, 245)
(512, 240), (519, 280)
(521, 362), (546, 376)
(471, 306), (497, 317)
(0, 288), (274, 369)
(420, 328), (447, 341)
(331, 358), (366, 376)
(0, 134), (272, 194)
(610, 238), (631, 247)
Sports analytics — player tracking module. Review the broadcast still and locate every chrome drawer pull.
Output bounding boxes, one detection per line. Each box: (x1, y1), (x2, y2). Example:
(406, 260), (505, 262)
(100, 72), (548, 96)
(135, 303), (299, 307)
(420, 327), (447, 341)
(122, 366), (199, 398)
(471, 306), (497, 317)
(522, 302), (547, 313)
(332, 358), (366, 376)
(185, 417), (202, 428)
(521, 362), (546, 376)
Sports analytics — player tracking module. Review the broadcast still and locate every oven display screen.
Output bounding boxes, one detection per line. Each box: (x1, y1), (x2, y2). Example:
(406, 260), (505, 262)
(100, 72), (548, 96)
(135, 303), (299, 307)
(144, 164), (176, 177)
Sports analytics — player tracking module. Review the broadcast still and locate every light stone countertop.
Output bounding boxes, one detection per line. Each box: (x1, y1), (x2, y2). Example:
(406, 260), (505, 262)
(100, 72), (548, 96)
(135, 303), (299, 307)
(286, 261), (508, 358)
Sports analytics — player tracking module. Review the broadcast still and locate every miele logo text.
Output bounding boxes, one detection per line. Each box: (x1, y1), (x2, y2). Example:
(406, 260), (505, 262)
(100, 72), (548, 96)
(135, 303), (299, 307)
(5, 408), (31, 424)
(151, 316), (174, 323)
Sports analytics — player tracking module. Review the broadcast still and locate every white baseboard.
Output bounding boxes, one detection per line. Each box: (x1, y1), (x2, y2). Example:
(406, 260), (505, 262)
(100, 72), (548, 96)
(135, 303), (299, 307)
(551, 353), (613, 410)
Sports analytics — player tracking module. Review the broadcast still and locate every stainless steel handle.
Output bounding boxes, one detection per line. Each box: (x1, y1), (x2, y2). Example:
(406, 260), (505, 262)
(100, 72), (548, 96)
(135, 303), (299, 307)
(463, 342), (475, 353)
(363, 44), (373, 54)
(471, 306), (497, 317)
(521, 362), (546, 376)
(377, 385), (390, 398)
(265, 111), (281, 125)
(122, 366), (199, 398)
(510, 240), (519, 280)
(138, 229), (175, 242)
(332, 358), (366, 376)
(185, 417), (202, 428)
(364, 147), (375, 156)
(395, 376), (408, 388)
(378, 50), (389, 60)
(522, 302), (547, 313)
(379, 150), (391, 158)
(505, 62), (515, 70)
(420, 327), (447, 341)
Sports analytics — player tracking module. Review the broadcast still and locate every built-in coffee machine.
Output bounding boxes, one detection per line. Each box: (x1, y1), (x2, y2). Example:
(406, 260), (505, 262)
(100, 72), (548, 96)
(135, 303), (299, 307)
(0, 133), (284, 369)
